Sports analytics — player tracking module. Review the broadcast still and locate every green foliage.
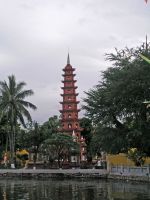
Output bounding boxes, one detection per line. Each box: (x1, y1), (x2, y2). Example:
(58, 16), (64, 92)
(0, 115), (8, 153)
(90, 126), (128, 155)
(16, 129), (30, 150)
(83, 41), (150, 156)
(15, 115), (61, 165)
(128, 148), (146, 166)
(41, 115), (60, 136)
(140, 54), (150, 64)
(80, 117), (93, 160)
(22, 122), (45, 164)
(80, 117), (93, 145)
(0, 75), (36, 164)
(41, 133), (79, 167)
(0, 75), (37, 127)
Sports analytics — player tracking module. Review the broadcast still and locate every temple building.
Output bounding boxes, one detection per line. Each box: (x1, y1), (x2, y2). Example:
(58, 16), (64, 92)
(60, 54), (86, 162)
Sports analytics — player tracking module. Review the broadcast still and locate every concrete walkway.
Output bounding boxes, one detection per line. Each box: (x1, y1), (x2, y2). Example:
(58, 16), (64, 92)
(0, 168), (108, 179)
(0, 168), (107, 174)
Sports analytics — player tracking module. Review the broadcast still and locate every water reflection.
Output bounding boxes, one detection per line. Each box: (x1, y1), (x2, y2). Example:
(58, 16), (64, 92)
(0, 179), (150, 200)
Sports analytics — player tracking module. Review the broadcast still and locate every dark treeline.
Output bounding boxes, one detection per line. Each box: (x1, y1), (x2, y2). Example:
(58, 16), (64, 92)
(83, 40), (150, 164)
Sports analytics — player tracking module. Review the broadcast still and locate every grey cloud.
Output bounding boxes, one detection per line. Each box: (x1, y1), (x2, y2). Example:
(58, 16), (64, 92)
(0, 0), (149, 122)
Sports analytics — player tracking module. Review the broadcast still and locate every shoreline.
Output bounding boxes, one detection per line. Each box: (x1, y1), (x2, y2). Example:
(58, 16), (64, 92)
(0, 169), (107, 179)
(108, 173), (150, 183)
(0, 169), (150, 182)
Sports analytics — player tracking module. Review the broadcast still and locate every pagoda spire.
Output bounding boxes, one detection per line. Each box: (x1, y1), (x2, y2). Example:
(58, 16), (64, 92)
(67, 53), (70, 65)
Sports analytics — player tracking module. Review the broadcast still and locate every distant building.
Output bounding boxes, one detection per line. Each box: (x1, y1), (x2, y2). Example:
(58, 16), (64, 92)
(59, 54), (86, 162)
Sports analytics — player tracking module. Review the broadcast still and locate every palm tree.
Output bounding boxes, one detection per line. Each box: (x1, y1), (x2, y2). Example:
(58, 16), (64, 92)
(0, 75), (37, 167)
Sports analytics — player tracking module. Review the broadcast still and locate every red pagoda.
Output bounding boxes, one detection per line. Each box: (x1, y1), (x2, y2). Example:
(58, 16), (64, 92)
(60, 54), (86, 162)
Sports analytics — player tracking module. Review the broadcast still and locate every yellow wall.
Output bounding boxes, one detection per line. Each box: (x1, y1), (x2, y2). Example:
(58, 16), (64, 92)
(106, 153), (150, 167)
(145, 157), (150, 165)
(107, 153), (134, 166)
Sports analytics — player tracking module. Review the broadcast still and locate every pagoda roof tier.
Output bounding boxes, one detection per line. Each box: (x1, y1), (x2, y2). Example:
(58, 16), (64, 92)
(63, 67), (75, 71)
(62, 80), (77, 83)
(60, 101), (79, 104)
(61, 93), (79, 96)
(62, 74), (76, 77)
(59, 109), (81, 113)
(61, 86), (78, 90)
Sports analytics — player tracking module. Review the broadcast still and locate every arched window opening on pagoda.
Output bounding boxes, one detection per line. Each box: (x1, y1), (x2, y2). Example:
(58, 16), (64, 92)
(68, 114), (71, 118)
(68, 105), (71, 109)
(68, 124), (72, 129)
(68, 97), (71, 100)
(75, 123), (78, 128)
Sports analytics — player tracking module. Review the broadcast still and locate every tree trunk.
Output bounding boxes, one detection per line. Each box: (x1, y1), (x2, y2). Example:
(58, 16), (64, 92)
(33, 146), (39, 167)
(9, 122), (16, 168)
(5, 133), (9, 153)
(33, 152), (37, 166)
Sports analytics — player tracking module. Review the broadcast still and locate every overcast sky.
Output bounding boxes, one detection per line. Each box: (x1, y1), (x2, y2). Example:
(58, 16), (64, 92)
(0, 0), (150, 123)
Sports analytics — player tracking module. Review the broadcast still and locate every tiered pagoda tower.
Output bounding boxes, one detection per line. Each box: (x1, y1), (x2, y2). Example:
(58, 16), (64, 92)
(60, 54), (86, 162)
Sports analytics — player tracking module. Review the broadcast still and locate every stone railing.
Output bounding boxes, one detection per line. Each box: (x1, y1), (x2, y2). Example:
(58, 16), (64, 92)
(109, 165), (150, 177)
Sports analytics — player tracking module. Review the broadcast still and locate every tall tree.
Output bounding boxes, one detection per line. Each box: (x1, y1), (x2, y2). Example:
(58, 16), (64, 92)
(27, 122), (44, 165)
(41, 115), (60, 136)
(0, 75), (37, 166)
(41, 133), (79, 168)
(83, 41), (150, 155)
(0, 115), (9, 159)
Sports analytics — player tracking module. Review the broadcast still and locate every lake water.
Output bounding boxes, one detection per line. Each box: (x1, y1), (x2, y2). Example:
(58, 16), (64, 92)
(0, 179), (150, 200)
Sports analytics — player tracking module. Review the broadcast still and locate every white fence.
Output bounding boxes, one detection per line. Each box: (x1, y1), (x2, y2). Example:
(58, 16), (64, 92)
(110, 165), (150, 176)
